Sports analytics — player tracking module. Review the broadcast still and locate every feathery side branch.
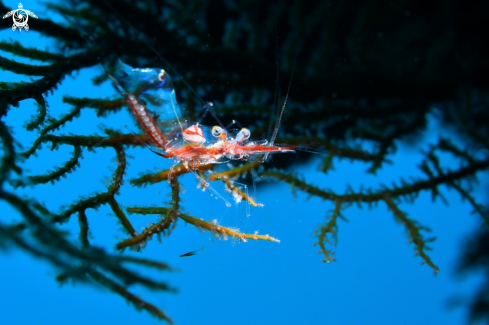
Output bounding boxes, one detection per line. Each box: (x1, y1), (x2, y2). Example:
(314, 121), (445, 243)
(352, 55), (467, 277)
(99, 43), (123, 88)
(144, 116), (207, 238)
(26, 94), (47, 131)
(119, 256), (174, 271)
(208, 162), (261, 181)
(261, 156), (489, 203)
(38, 105), (83, 136)
(125, 207), (279, 243)
(116, 175), (181, 250)
(131, 164), (214, 187)
(0, 51), (102, 111)
(53, 144), (126, 223)
(383, 195), (439, 274)
(223, 179), (263, 207)
(86, 268), (174, 324)
(22, 134), (147, 158)
(179, 211), (279, 242)
(116, 213), (175, 250)
(78, 210), (90, 249)
(0, 120), (21, 186)
(261, 155), (489, 271)
(22, 145), (82, 186)
(449, 181), (489, 229)
(314, 199), (345, 263)
(0, 190), (173, 290)
(108, 197), (137, 237)
(0, 40), (65, 62)
(62, 96), (126, 116)
(0, 55), (53, 75)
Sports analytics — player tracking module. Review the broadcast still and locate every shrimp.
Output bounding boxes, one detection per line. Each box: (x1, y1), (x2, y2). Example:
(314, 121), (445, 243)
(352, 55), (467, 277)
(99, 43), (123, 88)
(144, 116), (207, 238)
(98, 1), (303, 211)
(104, 59), (298, 172)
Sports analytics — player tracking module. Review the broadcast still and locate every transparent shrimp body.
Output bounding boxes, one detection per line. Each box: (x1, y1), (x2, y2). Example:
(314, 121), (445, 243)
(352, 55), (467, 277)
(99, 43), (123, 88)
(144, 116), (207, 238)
(176, 123), (294, 164)
(105, 59), (182, 146)
(105, 59), (297, 166)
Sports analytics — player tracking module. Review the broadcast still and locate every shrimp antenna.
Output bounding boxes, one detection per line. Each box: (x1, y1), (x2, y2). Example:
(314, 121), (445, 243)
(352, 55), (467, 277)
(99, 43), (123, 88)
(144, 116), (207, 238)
(101, 0), (225, 129)
(264, 37), (299, 162)
(104, 68), (127, 95)
(267, 18), (281, 143)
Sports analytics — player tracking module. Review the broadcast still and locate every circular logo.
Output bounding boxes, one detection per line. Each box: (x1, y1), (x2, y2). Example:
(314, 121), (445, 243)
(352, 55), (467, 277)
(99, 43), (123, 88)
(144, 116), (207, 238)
(13, 9), (28, 28)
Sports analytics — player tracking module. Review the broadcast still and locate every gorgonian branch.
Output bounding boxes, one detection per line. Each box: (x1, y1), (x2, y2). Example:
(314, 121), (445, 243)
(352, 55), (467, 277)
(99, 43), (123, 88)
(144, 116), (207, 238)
(25, 95), (47, 131)
(207, 162), (261, 181)
(314, 199), (346, 263)
(86, 267), (174, 324)
(131, 164), (214, 187)
(261, 146), (489, 270)
(22, 133), (145, 158)
(0, 51), (102, 113)
(62, 96), (125, 117)
(53, 144), (126, 223)
(126, 206), (280, 243)
(261, 156), (489, 204)
(20, 145), (82, 186)
(0, 120), (21, 187)
(0, 190), (174, 291)
(383, 195), (439, 274)
(116, 174), (182, 250)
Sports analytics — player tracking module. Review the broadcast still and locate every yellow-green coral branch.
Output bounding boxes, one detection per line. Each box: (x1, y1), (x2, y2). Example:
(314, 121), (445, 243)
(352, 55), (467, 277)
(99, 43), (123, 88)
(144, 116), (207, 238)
(126, 207), (279, 243)
(223, 179), (263, 207)
(179, 212), (278, 242)
(208, 162), (261, 181)
(115, 214), (175, 250)
(117, 176), (181, 250)
(131, 164), (214, 187)
(169, 174), (180, 210)
(315, 199), (344, 263)
(108, 198), (137, 237)
(383, 195), (439, 274)
(262, 157), (489, 203)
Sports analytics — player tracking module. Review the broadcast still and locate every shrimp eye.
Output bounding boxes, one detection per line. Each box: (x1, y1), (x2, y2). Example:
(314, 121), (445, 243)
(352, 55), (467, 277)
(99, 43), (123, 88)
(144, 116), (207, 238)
(158, 70), (166, 82)
(212, 126), (224, 137)
(235, 128), (251, 143)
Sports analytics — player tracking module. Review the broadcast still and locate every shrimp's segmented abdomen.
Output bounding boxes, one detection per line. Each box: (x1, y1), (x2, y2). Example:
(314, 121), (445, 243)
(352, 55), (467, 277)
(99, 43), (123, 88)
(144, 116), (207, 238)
(126, 93), (168, 150)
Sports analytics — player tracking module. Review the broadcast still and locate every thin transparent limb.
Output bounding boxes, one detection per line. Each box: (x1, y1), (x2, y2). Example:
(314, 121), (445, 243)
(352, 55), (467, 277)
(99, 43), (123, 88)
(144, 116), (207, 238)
(182, 161), (232, 208)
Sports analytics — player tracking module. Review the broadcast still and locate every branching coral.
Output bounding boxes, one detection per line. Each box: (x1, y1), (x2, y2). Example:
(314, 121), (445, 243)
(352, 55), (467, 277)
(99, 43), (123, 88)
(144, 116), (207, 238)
(261, 138), (489, 274)
(1, 0), (488, 322)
